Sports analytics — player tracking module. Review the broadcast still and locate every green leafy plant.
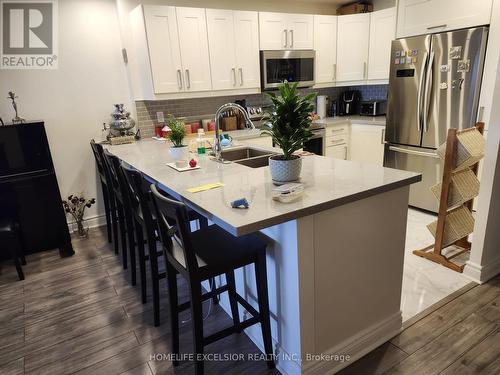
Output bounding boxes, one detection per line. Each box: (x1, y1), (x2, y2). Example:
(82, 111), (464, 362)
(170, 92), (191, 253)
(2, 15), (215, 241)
(261, 81), (316, 160)
(166, 115), (186, 147)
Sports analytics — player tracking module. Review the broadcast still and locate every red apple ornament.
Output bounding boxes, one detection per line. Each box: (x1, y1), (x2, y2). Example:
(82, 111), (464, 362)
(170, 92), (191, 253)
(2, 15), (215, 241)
(189, 159), (197, 168)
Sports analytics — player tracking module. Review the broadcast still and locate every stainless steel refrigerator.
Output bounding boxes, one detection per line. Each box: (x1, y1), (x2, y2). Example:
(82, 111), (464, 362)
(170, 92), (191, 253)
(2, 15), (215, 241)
(384, 27), (488, 212)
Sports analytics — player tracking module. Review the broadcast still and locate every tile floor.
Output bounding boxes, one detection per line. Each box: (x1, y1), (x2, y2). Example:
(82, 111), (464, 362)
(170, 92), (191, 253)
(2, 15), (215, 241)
(401, 208), (471, 321)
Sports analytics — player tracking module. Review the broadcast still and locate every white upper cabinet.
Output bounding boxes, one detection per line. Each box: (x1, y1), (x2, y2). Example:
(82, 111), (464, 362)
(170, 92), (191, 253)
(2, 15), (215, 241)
(207, 10), (260, 90)
(368, 8), (396, 81)
(336, 13), (370, 82)
(142, 6), (211, 94)
(176, 7), (212, 92)
(206, 9), (237, 90)
(259, 12), (288, 50)
(287, 14), (314, 49)
(314, 15), (337, 84)
(259, 12), (313, 50)
(143, 6), (182, 94)
(233, 11), (260, 89)
(397, 0), (493, 38)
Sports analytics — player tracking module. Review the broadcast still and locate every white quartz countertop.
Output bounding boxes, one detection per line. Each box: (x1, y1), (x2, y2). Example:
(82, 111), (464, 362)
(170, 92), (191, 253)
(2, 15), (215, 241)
(314, 115), (386, 126)
(107, 139), (420, 236)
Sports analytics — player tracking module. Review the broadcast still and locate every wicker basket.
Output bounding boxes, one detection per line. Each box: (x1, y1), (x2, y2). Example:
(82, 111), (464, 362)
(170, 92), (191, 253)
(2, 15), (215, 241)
(109, 135), (135, 145)
(437, 128), (485, 171)
(430, 169), (480, 208)
(427, 205), (475, 247)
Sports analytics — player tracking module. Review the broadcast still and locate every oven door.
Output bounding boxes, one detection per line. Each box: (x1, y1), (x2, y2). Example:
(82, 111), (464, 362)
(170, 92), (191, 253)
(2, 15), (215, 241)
(261, 50), (315, 90)
(303, 129), (325, 156)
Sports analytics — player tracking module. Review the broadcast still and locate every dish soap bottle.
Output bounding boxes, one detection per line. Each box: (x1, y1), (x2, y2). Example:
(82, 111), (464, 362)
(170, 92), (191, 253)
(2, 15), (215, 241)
(196, 129), (206, 154)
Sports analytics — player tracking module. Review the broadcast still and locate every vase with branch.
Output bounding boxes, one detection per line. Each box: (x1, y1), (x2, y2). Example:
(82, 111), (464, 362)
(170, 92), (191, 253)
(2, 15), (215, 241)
(62, 195), (96, 238)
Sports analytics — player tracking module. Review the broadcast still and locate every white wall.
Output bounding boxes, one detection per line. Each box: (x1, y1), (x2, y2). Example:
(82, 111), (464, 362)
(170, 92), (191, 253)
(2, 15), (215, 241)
(0, 0), (132, 224)
(466, 52), (500, 283)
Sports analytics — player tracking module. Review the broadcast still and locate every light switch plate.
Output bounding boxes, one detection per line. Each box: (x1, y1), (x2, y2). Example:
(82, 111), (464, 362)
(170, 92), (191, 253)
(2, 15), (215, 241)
(156, 112), (164, 123)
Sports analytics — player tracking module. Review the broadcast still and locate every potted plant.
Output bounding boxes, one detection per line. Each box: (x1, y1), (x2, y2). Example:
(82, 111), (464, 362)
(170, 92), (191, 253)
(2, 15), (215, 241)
(165, 115), (188, 164)
(62, 194), (96, 238)
(261, 81), (316, 183)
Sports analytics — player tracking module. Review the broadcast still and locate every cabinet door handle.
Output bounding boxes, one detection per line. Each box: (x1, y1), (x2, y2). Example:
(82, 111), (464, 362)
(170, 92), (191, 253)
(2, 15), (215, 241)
(239, 68), (243, 86)
(290, 29), (294, 47)
(363, 62), (367, 79)
(283, 29), (288, 47)
(333, 63), (337, 81)
(177, 69), (183, 89)
(331, 138), (345, 144)
(344, 146), (348, 160)
(427, 24), (447, 30)
(231, 68), (236, 86)
(381, 128), (385, 144)
(185, 69), (191, 89)
(330, 127), (345, 133)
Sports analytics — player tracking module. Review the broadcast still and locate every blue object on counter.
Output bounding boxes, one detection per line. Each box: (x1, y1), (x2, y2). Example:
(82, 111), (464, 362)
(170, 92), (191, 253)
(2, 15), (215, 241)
(231, 198), (249, 209)
(221, 138), (231, 147)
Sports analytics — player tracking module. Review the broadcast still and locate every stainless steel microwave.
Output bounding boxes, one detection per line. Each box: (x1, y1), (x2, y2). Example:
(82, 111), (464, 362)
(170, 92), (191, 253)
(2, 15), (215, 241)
(260, 50), (315, 90)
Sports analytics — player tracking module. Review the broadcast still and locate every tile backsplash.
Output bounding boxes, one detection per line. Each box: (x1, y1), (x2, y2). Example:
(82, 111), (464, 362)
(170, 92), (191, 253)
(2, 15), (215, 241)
(136, 84), (388, 137)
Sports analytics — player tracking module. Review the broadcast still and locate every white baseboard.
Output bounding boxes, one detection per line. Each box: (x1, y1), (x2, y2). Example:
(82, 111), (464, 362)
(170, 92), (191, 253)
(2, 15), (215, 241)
(67, 213), (107, 233)
(464, 256), (500, 283)
(302, 311), (403, 375)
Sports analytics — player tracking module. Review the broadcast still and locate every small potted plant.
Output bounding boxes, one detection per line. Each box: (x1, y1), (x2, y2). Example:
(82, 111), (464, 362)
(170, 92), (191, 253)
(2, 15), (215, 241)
(165, 115), (189, 165)
(261, 81), (316, 183)
(62, 194), (96, 238)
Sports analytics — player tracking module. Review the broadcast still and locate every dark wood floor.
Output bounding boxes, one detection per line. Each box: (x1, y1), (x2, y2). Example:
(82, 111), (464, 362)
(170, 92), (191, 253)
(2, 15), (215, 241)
(0, 226), (498, 375)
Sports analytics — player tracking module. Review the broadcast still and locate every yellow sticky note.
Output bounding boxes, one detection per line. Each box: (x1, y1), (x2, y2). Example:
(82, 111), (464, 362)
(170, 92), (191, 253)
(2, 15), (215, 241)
(187, 182), (224, 193)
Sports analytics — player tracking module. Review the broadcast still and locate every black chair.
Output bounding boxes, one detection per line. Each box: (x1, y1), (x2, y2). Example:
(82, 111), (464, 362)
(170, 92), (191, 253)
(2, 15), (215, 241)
(103, 151), (138, 287)
(0, 217), (26, 280)
(102, 149), (129, 270)
(150, 184), (275, 375)
(121, 164), (166, 326)
(90, 140), (113, 244)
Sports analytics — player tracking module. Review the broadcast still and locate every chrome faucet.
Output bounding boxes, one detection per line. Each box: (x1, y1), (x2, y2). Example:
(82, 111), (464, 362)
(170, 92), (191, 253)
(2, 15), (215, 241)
(213, 103), (255, 162)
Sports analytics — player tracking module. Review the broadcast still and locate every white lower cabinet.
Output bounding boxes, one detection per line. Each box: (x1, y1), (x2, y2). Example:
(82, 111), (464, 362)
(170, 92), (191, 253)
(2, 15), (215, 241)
(324, 122), (350, 160)
(349, 124), (386, 165)
(325, 144), (348, 159)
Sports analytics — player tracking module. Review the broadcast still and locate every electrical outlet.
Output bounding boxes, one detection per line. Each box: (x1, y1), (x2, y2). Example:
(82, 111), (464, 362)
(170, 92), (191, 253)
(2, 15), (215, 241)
(156, 112), (164, 123)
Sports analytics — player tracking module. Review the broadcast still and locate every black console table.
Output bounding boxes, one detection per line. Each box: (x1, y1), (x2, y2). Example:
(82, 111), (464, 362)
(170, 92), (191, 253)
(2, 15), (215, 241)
(0, 121), (74, 259)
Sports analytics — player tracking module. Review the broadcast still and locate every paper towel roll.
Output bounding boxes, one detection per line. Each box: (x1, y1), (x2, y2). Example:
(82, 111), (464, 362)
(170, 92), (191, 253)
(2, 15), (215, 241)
(317, 95), (327, 119)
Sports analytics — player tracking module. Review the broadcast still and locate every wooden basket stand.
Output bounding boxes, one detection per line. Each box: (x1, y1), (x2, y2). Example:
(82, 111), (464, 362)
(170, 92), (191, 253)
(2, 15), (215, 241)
(413, 122), (485, 272)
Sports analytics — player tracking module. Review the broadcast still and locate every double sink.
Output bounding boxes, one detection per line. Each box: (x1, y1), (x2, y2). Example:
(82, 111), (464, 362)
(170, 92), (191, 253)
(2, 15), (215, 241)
(213, 146), (275, 168)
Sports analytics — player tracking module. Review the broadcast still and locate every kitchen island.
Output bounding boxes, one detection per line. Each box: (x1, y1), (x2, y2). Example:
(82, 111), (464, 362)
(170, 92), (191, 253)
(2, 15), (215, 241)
(107, 139), (420, 375)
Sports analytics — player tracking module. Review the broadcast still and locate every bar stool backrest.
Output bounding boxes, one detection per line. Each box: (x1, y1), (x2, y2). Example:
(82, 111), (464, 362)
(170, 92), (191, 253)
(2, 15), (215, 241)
(103, 150), (133, 207)
(102, 149), (121, 194)
(120, 164), (156, 234)
(150, 184), (199, 275)
(90, 140), (108, 183)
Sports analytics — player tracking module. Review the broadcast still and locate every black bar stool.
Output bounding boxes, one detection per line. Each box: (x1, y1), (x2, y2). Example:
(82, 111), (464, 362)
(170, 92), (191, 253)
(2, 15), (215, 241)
(150, 184), (275, 375)
(102, 149), (129, 269)
(90, 140), (113, 244)
(0, 217), (26, 281)
(121, 164), (165, 326)
(103, 151), (138, 286)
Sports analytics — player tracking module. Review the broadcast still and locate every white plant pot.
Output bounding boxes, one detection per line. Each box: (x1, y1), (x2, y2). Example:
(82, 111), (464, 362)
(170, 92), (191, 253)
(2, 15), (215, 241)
(269, 155), (302, 183)
(169, 145), (189, 162)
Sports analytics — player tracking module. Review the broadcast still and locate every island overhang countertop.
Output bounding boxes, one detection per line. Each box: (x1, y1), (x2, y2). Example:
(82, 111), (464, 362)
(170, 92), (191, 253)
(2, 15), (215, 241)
(107, 139), (421, 236)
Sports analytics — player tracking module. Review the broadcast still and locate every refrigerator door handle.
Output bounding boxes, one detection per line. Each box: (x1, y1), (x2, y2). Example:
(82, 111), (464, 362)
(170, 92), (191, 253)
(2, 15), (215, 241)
(417, 51), (428, 133)
(423, 51), (434, 133)
(389, 145), (439, 158)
